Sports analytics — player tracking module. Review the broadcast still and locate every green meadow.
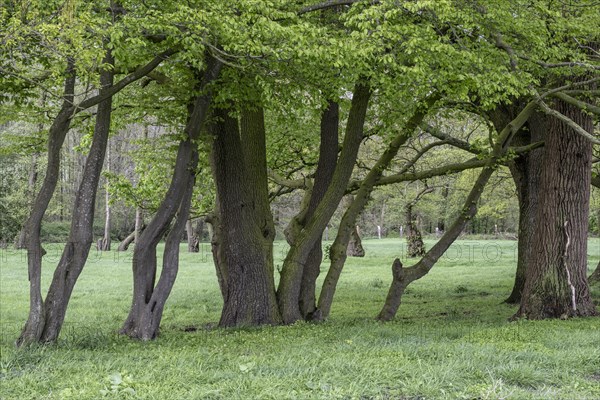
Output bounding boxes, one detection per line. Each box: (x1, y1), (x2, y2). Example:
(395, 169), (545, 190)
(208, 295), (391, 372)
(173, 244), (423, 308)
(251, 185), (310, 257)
(1, 238), (599, 399)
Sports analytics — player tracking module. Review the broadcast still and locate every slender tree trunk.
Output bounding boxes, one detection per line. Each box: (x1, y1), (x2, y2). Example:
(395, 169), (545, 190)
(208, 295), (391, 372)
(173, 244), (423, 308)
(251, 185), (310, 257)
(134, 207), (143, 246)
(186, 219), (199, 252)
(405, 203), (426, 257)
(514, 98), (598, 319)
(118, 224), (145, 252)
(210, 106), (281, 327)
(378, 100), (538, 321)
(121, 57), (221, 339)
(17, 61), (77, 347)
(283, 101), (339, 319)
(99, 140), (111, 251)
(278, 83), (371, 324)
(18, 49), (116, 344)
(15, 152), (39, 249)
(315, 100), (435, 320)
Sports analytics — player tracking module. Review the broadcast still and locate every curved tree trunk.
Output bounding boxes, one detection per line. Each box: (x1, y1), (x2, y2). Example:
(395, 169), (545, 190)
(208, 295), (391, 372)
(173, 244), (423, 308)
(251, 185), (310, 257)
(17, 61), (76, 347)
(378, 100), (537, 321)
(121, 56), (221, 339)
(277, 82), (371, 324)
(315, 100), (436, 321)
(283, 101), (339, 319)
(514, 98), (598, 319)
(117, 224), (146, 252)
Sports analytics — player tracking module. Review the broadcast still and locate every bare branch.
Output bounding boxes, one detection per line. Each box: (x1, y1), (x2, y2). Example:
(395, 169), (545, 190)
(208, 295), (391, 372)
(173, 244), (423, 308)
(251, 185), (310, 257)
(552, 92), (600, 116)
(298, 0), (379, 15)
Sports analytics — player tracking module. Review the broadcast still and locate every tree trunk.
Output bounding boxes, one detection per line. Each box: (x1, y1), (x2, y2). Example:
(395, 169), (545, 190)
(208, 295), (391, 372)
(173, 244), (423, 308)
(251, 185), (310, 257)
(315, 98), (434, 321)
(347, 224), (365, 257)
(99, 140), (111, 251)
(186, 219), (199, 252)
(15, 152), (39, 249)
(210, 106), (281, 327)
(378, 100), (538, 321)
(278, 82), (371, 324)
(18, 50), (116, 344)
(282, 100), (340, 319)
(405, 203), (425, 257)
(134, 207), (143, 247)
(589, 260), (600, 285)
(121, 56), (221, 339)
(117, 224), (146, 252)
(514, 98), (598, 319)
(16, 61), (77, 347)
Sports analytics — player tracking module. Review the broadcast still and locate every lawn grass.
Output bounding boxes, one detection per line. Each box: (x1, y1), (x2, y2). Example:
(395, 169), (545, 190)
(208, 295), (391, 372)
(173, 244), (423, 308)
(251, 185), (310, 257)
(1, 238), (599, 399)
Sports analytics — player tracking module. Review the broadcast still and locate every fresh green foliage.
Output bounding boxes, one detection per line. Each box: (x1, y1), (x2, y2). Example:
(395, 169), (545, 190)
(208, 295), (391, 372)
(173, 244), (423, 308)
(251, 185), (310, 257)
(1, 239), (598, 399)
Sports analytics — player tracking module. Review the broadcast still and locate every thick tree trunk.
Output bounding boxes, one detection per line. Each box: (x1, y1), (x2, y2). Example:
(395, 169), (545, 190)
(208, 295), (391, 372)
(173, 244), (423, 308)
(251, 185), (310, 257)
(210, 106), (281, 327)
(315, 99), (434, 321)
(16, 62), (76, 347)
(378, 100), (537, 321)
(207, 209), (228, 300)
(278, 83), (371, 324)
(514, 99), (598, 319)
(121, 57), (221, 339)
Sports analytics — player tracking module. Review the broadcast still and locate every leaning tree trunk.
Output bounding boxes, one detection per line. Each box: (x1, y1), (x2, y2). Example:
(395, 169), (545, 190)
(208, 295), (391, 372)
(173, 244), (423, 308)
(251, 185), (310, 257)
(210, 106), (281, 327)
(405, 203), (425, 257)
(514, 98), (598, 319)
(121, 57), (221, 339)
(17, 62), (76, 347)
(277, 82), (371, 324)
(283, 100), (339, 319)
(378, 100), (538, 321)
(315, 98), (434, 321)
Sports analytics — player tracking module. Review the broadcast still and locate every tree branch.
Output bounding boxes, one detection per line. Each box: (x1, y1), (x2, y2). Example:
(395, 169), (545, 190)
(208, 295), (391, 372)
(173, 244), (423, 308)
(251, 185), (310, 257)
(552, 92), (600, 116)
(536, 99), (600, 145)
(298, 0), (379, 15)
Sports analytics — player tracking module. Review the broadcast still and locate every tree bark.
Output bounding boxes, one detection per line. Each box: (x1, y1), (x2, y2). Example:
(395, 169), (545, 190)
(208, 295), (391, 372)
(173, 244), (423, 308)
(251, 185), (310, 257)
(16, 61), (76, 347)
(283, 101), (340, 319)
(347, 224), (365, 257)
(99, 140), (112, 251)
(121, 56), (221, 339)
(210, 106), (281, 327)
(377, 100), (538, 321)
(489, 105), (544, 304)
(278, 82), (371, 324)
(589, 260), (600, 285)
(117, 224), (146, 252)
(15, 151), (39, 249)
(514, 98), (598, 319)
(18, 49), (116, 344)
(315, 99), (435, 321)
(186, 219), (199, 252)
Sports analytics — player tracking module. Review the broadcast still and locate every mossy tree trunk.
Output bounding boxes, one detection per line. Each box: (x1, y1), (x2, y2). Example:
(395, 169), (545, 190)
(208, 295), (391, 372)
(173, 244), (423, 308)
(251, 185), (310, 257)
(277, 82), (371, 324)
(514, 98), (598, 319)
(316, 100), (434, 320)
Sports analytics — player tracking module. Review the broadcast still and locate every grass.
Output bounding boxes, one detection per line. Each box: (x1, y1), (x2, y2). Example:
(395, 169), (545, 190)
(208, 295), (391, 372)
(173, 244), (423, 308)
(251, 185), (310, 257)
(1, 238), (599, 399)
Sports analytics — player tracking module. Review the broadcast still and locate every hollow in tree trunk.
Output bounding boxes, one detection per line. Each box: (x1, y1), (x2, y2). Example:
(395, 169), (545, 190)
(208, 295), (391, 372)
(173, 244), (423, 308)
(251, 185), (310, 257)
(514, 98), (598, 320)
